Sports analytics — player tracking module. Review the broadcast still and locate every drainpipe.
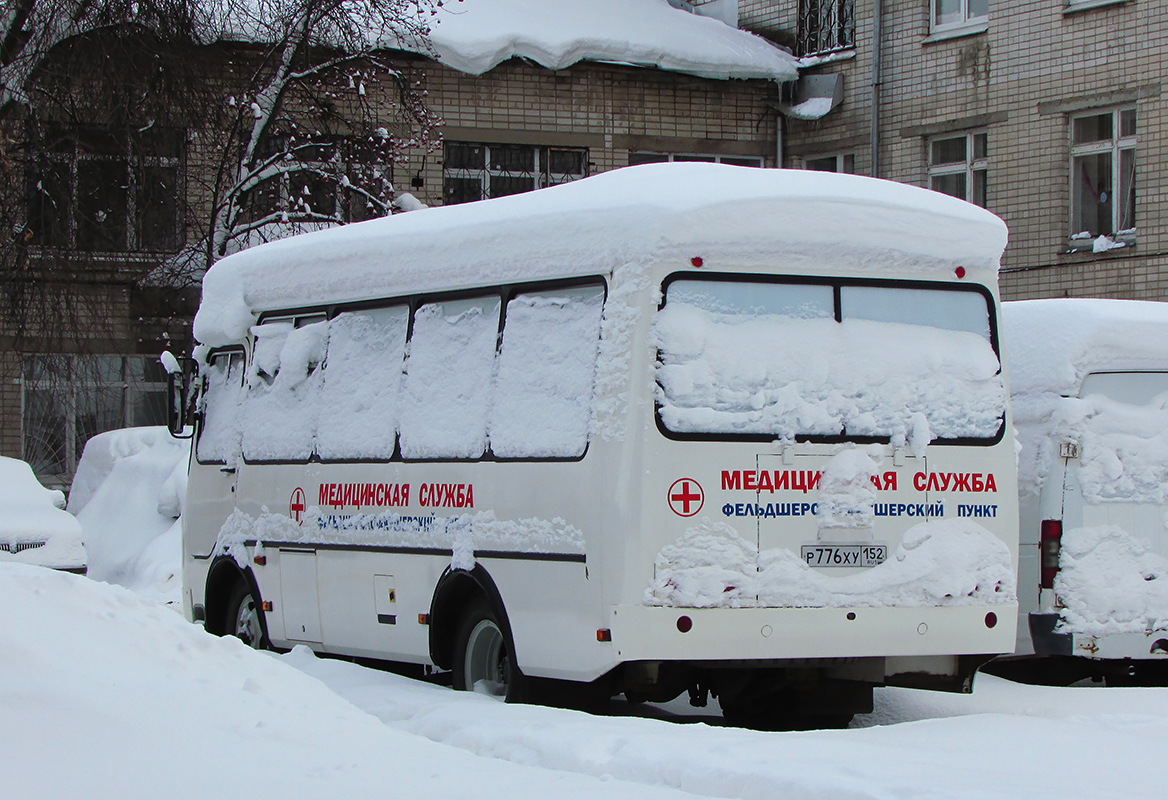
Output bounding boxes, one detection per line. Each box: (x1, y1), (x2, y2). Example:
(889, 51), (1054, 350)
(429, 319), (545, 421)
(871, 0), (883, 177)
(776, 98), (784, 168)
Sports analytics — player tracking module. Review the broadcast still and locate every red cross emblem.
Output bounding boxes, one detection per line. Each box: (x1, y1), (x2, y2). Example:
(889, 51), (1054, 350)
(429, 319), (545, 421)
(290, 487), (306, 525)
(668, 478), (704, 517)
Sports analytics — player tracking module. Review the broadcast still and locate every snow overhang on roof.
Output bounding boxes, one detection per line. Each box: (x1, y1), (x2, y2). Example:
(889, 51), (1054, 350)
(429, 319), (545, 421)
(423, 0), (799, 82)
(194, 163), (1008, 347)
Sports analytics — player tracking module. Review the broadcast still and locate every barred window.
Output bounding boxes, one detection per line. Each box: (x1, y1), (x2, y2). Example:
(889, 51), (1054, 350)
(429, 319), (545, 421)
(443, 142), (588, 205)
(26, 124), (183, 252)
(21, 355), (169, 483)
(797, 0), (855, 58)
(628, 153), (763, 167)
(242, 135), (395, 224)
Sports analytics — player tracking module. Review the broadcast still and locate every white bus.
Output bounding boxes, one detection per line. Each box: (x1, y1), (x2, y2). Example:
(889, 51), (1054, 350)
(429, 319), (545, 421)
(171, 163), (1019, 728)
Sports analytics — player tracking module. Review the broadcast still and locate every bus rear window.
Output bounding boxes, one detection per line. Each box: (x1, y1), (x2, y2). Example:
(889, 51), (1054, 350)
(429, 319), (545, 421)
(655, 277), (1006, 443)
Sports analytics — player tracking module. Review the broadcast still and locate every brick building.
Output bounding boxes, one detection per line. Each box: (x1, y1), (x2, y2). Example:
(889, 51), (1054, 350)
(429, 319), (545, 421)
(740, 0), (1165, 300)
(3, 4), (796, 488)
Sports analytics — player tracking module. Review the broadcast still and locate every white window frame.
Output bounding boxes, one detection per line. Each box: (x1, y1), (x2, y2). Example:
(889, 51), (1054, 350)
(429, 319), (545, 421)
(803, 153), (855, 173)
(928, 131), (988, 208)
(1069, 106), (1136, 249)
(931, 0), (989, 34)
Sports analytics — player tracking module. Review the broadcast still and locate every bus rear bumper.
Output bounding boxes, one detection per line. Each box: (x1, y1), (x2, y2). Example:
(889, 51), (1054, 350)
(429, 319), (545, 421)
(608, 603), (1018, 664)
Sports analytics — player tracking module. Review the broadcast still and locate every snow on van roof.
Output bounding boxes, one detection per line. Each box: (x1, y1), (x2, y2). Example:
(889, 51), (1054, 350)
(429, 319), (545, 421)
(1003, 299), (1168, 397)
(422, 0), (800, 82)
(194, 163), (1008, 346)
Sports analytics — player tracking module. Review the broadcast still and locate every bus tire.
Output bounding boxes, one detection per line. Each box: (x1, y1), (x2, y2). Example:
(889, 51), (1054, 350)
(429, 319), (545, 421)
(225, 579), (267, 650)
(452, 600), (525, 702)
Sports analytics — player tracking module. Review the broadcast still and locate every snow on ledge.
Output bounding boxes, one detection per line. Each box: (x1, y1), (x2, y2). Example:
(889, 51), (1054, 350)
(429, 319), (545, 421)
(425, 0), (799, 82)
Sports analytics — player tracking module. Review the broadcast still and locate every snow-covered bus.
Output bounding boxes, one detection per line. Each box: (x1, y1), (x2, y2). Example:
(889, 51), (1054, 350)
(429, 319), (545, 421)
(1004, 299), (1168, 684)
(171, 163), (1019, 727)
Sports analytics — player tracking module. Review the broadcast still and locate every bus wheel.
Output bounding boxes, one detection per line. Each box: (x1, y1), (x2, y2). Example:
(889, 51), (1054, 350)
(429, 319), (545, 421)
(453, 601), (524, 702)
(225, 580), (266, 649)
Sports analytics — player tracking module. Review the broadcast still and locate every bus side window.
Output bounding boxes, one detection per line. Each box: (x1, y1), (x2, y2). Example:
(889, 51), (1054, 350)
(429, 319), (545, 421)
(240, 319), (328, 462)
(399, 296), (502, 459)
(316, 306), (409, 460)
(490, 285), (605, 458)
(196, 351), (245, 464)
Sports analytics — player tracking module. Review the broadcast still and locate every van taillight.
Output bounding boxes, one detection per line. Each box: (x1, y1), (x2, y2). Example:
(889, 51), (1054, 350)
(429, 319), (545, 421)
(1040, 520), (1063, 590)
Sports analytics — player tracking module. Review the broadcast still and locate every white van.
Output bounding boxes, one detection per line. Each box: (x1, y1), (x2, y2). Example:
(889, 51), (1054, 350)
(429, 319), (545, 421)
(1004, 299), (1168, 683)
(171, 163), (1019, 727)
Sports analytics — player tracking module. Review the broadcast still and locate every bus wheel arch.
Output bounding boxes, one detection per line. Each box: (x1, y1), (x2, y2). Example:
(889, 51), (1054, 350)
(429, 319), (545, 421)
(204, 557), (268, 648)
(428, 565), (524, 698)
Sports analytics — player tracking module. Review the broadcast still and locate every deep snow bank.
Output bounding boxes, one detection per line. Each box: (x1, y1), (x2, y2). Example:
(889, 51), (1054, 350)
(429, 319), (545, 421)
(0, 562), (693, 800)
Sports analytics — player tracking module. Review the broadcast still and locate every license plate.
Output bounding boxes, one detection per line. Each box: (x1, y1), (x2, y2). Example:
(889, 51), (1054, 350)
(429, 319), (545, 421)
(801, 544), (887, 568)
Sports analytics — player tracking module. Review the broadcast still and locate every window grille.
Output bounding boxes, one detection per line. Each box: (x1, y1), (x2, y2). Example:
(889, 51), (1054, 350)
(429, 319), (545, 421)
(443, 142), (588, 205)
(21, 355), (169, 485)
(797, 0), (855, 57)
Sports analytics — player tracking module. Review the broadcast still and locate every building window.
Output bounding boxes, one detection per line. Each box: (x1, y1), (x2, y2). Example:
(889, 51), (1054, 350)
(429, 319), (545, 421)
(21, 355), (168, 484)
(797, 0), (855, 57)
(932, 0), (988, 31)
(1070, 107), (1136, 247)
(26, 124), (183, 253)
(628, 153), (764, 167)
(243, 136), (394, 224)
(443, 142), (588, 205)
(805, 154), (855, 173)
(928, 132), (988, 207)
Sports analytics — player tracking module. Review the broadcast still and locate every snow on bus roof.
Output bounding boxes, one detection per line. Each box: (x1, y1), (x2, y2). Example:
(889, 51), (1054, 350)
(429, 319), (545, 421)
(1003, 299), (1168, 397)
(194, 163), (1008, 346)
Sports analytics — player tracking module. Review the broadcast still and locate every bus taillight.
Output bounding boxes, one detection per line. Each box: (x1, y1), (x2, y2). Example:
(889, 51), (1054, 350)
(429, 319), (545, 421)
(1040, 520), (1063, 590)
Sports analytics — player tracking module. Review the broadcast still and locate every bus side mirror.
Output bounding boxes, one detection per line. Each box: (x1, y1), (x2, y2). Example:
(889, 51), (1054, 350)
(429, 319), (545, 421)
(162, 352), (197, 439)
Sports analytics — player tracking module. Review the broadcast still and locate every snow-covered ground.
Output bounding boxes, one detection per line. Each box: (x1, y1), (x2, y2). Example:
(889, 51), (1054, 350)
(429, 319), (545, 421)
(4, 560), (1167, 800)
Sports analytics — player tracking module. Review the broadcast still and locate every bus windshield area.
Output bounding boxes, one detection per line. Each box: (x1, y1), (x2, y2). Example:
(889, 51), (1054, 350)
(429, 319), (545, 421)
(655, 276), (1006, 443)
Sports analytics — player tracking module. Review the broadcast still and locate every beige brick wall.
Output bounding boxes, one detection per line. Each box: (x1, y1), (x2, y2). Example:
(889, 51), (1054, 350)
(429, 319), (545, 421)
(763, 0), (1166, 301)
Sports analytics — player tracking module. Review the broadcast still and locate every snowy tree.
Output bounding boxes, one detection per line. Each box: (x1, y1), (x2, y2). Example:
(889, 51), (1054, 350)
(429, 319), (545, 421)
(1, 0), (441, 480)
(190, 0), (442, 279)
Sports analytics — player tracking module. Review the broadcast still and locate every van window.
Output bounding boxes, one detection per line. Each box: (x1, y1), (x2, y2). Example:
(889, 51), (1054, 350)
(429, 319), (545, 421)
(241, 319), (328, 461)
(655, 277), (1005, 442)
(316, 307), (409, 460)
(399, 296), (501, 459)
(196, 350), (245, 463)
(490, 285), (604, 458)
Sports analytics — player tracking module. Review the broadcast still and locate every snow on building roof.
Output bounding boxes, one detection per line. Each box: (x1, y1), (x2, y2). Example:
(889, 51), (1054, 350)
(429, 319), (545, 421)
(194, 163), (1008, 346)
(1003, 299), (1168, 397)
(214, 0), (798, 82)
(424, 0), (800, 82)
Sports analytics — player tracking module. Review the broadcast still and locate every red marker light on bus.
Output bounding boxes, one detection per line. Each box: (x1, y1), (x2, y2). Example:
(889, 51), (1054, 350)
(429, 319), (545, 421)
(955, 266), (966, 279)
(691, 256), (704, 267)
(985, 612), (998, 629)
(596, 629), (612, 642)
(676, 615), (693, 633)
